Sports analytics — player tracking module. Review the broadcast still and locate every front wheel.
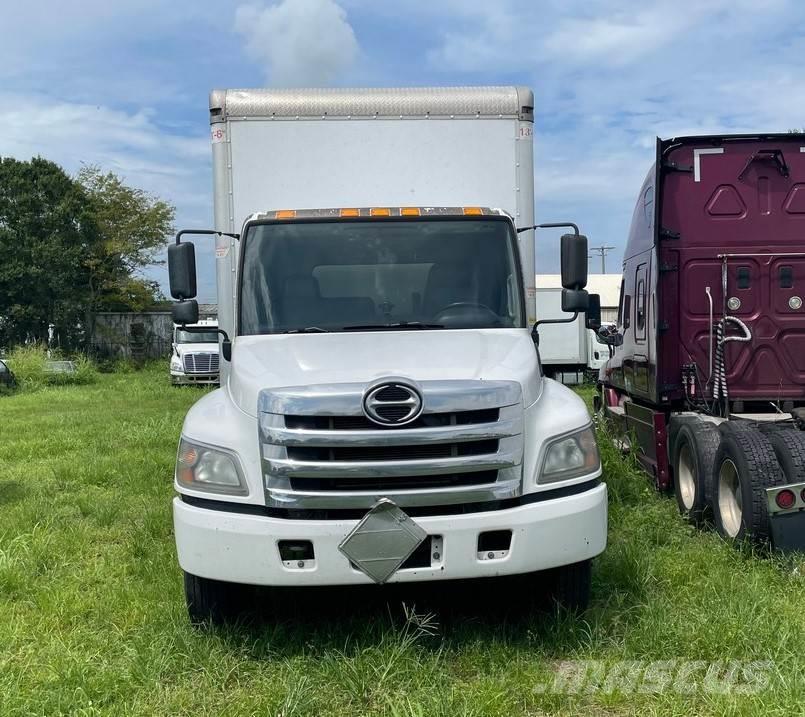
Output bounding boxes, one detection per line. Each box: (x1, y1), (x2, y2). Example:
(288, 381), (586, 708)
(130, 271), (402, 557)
(548, 559), (592, 613)
(183, 571), (248, 626)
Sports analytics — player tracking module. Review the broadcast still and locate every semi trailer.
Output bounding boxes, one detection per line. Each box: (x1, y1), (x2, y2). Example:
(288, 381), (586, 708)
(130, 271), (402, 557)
(597, 133), (805, 552)
(166, 87), (607, 624)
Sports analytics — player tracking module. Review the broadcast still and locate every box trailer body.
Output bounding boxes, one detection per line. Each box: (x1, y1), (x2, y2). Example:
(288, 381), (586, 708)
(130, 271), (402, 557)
(170, 87), (606, 623)
(535, 288), (586, 367)
(535, 289), (611, 383)
(599, 134), (805, 552)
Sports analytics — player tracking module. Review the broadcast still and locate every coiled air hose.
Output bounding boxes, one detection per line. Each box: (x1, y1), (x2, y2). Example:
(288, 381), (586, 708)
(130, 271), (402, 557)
(712, 315), (752, 414)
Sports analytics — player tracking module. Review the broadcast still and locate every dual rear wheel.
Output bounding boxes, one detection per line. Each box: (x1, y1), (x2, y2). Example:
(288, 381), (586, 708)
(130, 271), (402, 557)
(671, 418), (798, 544)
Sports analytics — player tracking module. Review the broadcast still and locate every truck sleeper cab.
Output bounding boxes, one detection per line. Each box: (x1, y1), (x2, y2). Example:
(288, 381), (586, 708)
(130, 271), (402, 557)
(168, 87), (607, 624)
(599, 134), (805, 552)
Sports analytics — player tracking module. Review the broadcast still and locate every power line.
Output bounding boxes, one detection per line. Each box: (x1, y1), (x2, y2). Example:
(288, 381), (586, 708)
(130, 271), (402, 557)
(589, 245), (616, 274)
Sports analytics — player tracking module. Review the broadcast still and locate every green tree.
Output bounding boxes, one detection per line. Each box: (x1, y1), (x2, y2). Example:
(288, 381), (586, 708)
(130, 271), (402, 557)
(0, 157), (96, 347)
(77, 166), (175, 340)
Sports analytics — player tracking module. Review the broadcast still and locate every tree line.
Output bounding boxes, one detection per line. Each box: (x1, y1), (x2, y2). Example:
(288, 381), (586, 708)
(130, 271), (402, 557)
(0, 157), (175, 349)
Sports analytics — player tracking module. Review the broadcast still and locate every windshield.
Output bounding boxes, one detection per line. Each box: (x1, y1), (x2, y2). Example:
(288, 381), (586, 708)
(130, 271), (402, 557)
(239, 218), (524, 335)
(175, 330), (219, 344)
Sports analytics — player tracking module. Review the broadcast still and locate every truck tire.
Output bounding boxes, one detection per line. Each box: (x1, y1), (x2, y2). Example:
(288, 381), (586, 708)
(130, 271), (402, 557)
(765, 429), (805, 483)
(548, 559), (592, 613)
(670, 418), (719, 526)
(183, 571), (246, 626)
(712, 425), (785, 544)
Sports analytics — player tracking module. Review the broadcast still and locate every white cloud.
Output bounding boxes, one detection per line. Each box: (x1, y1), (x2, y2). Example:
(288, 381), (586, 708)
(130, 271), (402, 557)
(235, 0), (359, 85)
(0, 93), (208, 208)
(0, 92), (218, 300)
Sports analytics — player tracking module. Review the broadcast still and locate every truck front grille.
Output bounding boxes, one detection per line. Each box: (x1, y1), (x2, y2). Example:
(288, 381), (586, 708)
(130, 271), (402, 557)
(259, 379), (524, 510)
(183, 352), (219, 374)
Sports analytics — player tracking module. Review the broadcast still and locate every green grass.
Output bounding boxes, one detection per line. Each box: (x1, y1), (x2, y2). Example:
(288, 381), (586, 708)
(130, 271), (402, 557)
(3, 344), (98, 390)
(0, 371), (803, 716)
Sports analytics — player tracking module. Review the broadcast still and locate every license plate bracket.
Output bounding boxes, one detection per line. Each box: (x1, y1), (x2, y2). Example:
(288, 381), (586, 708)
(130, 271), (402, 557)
(338, 498), (427, 584)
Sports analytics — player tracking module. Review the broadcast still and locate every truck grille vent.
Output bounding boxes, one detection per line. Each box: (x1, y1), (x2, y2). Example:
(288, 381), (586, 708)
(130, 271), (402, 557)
(289, 470), (498, 492)
(287, 439), (498, 463)
(284, 407), (499, 431)
(374, 385), (411, 401)
(182, 352), (219, 374)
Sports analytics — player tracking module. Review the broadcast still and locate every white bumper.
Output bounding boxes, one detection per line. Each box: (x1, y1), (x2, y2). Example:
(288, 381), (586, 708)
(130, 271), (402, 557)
(174, 483), (607, 586)
(171, 370), (219, 385)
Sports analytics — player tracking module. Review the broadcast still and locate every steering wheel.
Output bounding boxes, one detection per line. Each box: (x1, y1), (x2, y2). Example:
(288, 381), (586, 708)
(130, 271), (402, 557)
(433, 301), (500, 325)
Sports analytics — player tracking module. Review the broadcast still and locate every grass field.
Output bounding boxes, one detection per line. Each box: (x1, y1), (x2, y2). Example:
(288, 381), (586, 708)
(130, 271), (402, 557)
(1, 367), (803, 716)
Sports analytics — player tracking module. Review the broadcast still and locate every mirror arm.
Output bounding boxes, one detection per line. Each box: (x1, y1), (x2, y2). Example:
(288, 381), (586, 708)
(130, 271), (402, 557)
(531, 313), (579, 346)
(516, 222), (579, 236)
(175, 229), (240, 244)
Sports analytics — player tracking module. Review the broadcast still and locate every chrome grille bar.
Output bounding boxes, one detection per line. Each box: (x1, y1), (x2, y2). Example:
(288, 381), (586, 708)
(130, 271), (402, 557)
(265, 436), (520, 479)
(261, 416), (521, 447)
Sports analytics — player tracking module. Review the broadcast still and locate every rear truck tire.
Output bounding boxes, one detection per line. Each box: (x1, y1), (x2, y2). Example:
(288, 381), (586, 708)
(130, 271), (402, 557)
(549, 559), (592, 613)
(184, 571), (248, 626)
(712, 424), (785, 544)
(765, 429), (805, 482)
(670, 418), (719, 526)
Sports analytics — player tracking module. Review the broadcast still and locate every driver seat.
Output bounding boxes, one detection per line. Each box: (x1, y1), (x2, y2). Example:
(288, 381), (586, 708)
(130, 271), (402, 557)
(423, 263), (476, 318)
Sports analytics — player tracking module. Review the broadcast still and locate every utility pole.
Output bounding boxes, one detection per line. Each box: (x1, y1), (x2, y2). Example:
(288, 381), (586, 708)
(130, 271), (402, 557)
(589, 245), (616, 274)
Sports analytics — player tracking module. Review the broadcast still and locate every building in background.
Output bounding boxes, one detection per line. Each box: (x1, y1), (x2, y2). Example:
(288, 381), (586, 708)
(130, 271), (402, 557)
(536, 274), (621, 324)
(92, 304), (218, 360)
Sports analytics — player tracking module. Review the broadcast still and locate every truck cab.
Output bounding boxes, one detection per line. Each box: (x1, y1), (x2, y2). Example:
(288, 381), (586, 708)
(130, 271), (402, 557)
(599, 134), (805, 552)
(170, 319), (220, 385)
(166, 88), (608, 624)
(587, 326), (612, 374)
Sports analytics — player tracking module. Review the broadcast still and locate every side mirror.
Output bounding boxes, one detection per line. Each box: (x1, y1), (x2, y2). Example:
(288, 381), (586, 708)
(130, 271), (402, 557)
(172, 299), (199, 326)
(560, 233), (588, 290)
(561, 288), (589, 313)
(168, 242), (197, 300)
(585, 293), (601, 330)
(597, 325), (623, 347)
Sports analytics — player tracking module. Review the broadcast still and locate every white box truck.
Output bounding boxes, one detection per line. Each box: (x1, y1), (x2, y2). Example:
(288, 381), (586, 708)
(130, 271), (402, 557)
(536, 287), (611, 383)
(167, 87), (607, 624)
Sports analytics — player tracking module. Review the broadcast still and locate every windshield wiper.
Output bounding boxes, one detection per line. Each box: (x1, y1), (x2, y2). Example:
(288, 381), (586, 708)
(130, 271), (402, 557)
(341, 321), (445, 331)
(281, 327), (330, 334)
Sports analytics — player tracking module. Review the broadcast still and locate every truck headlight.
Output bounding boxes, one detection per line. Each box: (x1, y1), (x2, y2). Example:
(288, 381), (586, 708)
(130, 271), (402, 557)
(538, 425), (600, 484)
(176, 438), (248, 496)
(170, 355), (182, 371)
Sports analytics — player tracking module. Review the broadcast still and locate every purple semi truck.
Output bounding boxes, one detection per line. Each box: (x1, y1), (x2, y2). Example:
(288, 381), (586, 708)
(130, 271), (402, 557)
(596, 133), (805, 552)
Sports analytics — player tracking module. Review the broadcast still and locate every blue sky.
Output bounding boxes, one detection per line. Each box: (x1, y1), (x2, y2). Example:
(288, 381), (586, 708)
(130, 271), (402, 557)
(3, 0), (805, 301)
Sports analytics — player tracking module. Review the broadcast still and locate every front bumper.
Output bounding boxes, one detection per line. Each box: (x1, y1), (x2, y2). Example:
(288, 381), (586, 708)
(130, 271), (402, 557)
(173, 482), (607, 586)
(171, 371), (219, 386)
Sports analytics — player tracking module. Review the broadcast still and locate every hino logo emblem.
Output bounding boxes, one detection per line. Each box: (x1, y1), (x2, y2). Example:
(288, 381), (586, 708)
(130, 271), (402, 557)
(362, 382), (423, 426)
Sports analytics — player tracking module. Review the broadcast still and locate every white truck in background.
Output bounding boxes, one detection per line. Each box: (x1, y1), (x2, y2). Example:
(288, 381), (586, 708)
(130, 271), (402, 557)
(170, 319), (220, 385)
(166, 87), (607, 624)
(536, 287), (612, 383)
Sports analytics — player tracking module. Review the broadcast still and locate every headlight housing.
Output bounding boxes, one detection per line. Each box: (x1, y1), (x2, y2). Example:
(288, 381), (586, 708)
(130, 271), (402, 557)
(170, 355), (183, 371)
(538, 425), (600, 484)
(175, 438), (248, 496)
